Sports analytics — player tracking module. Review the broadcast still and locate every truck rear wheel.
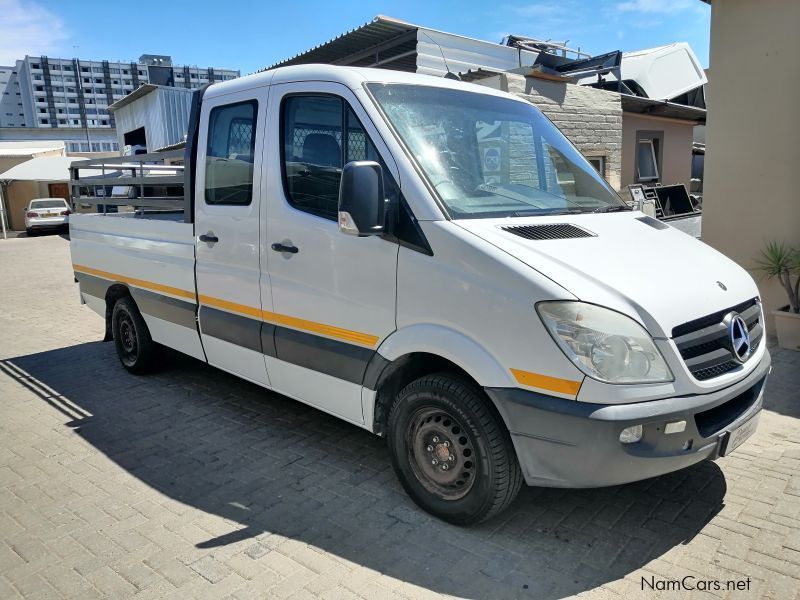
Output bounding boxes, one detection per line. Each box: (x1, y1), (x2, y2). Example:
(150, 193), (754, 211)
(387, 373), (522, 525)
(112, 296), (157, 374)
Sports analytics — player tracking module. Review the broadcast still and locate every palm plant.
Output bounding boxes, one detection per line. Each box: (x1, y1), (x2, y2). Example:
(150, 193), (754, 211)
(755, 241), (800, 313)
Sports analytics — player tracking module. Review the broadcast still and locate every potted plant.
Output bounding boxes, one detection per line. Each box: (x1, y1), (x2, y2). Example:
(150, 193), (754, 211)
(756, 241), (800, 351)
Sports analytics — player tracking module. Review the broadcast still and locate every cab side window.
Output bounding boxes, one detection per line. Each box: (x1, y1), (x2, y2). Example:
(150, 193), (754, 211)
(205, 100), (257, 205)
(281, 95), (385, 221)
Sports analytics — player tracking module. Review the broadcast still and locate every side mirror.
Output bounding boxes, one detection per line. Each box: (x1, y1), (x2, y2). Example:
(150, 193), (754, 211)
(338, 161), (385, 236)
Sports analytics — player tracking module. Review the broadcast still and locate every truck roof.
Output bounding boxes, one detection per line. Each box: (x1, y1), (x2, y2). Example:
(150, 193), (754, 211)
(203, 63), (524, 103)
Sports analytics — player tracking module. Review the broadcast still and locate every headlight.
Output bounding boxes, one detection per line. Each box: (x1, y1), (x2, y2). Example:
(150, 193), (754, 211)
(537, 302), (673, 384)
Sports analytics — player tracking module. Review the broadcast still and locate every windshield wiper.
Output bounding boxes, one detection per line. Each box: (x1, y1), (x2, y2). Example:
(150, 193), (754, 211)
(592, 205), (632, 213)
(511, 208), (589, 217)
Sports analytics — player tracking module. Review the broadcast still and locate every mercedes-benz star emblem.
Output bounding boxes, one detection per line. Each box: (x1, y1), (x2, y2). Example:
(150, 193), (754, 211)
(726, 313), (752, 363)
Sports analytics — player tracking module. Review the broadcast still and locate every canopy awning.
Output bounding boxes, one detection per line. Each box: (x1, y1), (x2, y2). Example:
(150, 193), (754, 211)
(0, 156), (78, 182)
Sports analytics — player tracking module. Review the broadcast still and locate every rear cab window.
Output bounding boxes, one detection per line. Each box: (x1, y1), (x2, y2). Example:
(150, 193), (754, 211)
(205, 100), (258, 205)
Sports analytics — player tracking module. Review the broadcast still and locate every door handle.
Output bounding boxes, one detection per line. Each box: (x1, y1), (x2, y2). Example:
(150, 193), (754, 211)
(271, 242), (299, 254)
(199, 232), (219, 243)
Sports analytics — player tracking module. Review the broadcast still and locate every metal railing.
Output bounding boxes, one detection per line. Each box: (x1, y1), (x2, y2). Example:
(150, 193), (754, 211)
(69, 149), (186, 212)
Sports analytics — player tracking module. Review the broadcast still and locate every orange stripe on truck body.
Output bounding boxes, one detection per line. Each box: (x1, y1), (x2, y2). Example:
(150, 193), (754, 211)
(73, 264), (196, 300)
(74, 263), (379, 348)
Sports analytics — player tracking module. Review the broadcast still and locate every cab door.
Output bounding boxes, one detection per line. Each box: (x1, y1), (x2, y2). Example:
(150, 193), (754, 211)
(195, 88), (272, 387)
(261, 82), (399, 424)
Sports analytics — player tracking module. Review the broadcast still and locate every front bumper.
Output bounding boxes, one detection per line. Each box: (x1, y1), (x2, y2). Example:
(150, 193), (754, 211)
(486, 350), (771, 488)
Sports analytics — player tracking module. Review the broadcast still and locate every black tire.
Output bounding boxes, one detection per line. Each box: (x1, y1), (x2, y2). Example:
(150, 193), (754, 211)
(26, 228), (34, 237)
(387, 373), (522, 525)
(111, 296), (157, 374)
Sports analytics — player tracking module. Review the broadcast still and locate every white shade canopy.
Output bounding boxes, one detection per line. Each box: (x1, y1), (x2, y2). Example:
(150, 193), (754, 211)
(0, 156), (78, 182)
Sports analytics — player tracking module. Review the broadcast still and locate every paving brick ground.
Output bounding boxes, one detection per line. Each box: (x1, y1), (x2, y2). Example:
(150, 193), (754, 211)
(1, 233), (799, 600)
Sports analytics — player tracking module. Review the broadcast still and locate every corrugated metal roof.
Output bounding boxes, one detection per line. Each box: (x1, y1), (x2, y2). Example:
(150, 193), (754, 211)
(263, 15), (417, 71)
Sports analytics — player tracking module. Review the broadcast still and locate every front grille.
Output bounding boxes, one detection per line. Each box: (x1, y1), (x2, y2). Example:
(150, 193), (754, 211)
(693, 361), (740, 382)
(672, 299), (762, 381)
(500, 223), (595, 240)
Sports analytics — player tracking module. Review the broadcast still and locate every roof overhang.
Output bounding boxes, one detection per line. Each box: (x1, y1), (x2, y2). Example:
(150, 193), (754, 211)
(0, 156), (78, 182)
(620, 94), (706, 123)
(108, 83), (193, 112)
(0, 140), (65, 157)
(263, 15), (418, 71)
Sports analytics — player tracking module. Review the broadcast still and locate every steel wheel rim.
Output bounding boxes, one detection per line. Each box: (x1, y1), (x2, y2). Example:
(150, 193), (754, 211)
(406, 406), (476, 500)
(118, 313), (138, 365)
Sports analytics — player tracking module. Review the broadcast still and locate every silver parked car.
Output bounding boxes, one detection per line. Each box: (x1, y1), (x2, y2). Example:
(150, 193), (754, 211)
(24, 198), (71, 236)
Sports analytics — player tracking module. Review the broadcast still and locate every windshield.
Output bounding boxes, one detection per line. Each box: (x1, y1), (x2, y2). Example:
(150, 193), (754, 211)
(30, 199), (67, 209)
(367, 84), (626, 218)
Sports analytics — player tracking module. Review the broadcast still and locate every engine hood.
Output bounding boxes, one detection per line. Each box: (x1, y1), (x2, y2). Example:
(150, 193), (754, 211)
(454, 212), (759, 337)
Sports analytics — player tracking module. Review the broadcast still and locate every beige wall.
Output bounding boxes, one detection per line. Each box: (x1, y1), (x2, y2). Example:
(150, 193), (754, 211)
(0, 149), (67, 231)
(702, 0), (800, 332)
(6, 180), (53, 230)
(621, 113), (694, 191)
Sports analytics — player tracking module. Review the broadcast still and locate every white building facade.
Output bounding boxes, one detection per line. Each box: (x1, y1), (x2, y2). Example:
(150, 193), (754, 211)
(0, 54), (238, 154)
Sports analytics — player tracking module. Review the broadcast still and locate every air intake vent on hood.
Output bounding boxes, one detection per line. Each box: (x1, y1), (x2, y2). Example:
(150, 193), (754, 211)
(500, 223), (595, 240)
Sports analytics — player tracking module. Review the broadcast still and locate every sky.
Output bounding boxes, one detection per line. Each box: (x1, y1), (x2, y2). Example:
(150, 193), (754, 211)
(0, 0), (711, 73)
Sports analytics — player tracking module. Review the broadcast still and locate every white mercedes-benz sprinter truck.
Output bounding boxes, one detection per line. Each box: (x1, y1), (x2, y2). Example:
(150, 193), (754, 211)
(69, 65), (770, 524)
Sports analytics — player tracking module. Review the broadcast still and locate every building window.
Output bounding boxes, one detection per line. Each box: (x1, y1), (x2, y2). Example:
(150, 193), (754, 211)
(635, 131), (663, 183)
(31, 63), (40, 69)
(587, 156), (606, 176)
(204, 100), (257, 206)
(637, 140), (659, 181)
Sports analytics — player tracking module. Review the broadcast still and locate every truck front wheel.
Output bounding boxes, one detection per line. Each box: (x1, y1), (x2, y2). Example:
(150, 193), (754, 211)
(111, 296), (157, 374)
(387, 373), (522, 525)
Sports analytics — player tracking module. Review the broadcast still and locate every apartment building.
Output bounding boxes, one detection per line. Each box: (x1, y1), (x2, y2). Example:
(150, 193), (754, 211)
(0, 54), (238, 154)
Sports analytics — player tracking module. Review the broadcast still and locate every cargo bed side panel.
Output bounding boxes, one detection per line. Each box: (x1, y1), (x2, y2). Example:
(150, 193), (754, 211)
(69, 213), (205, 361)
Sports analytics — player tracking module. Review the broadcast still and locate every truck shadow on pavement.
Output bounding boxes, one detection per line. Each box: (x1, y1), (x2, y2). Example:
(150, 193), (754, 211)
(3, 341), (729, 599)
